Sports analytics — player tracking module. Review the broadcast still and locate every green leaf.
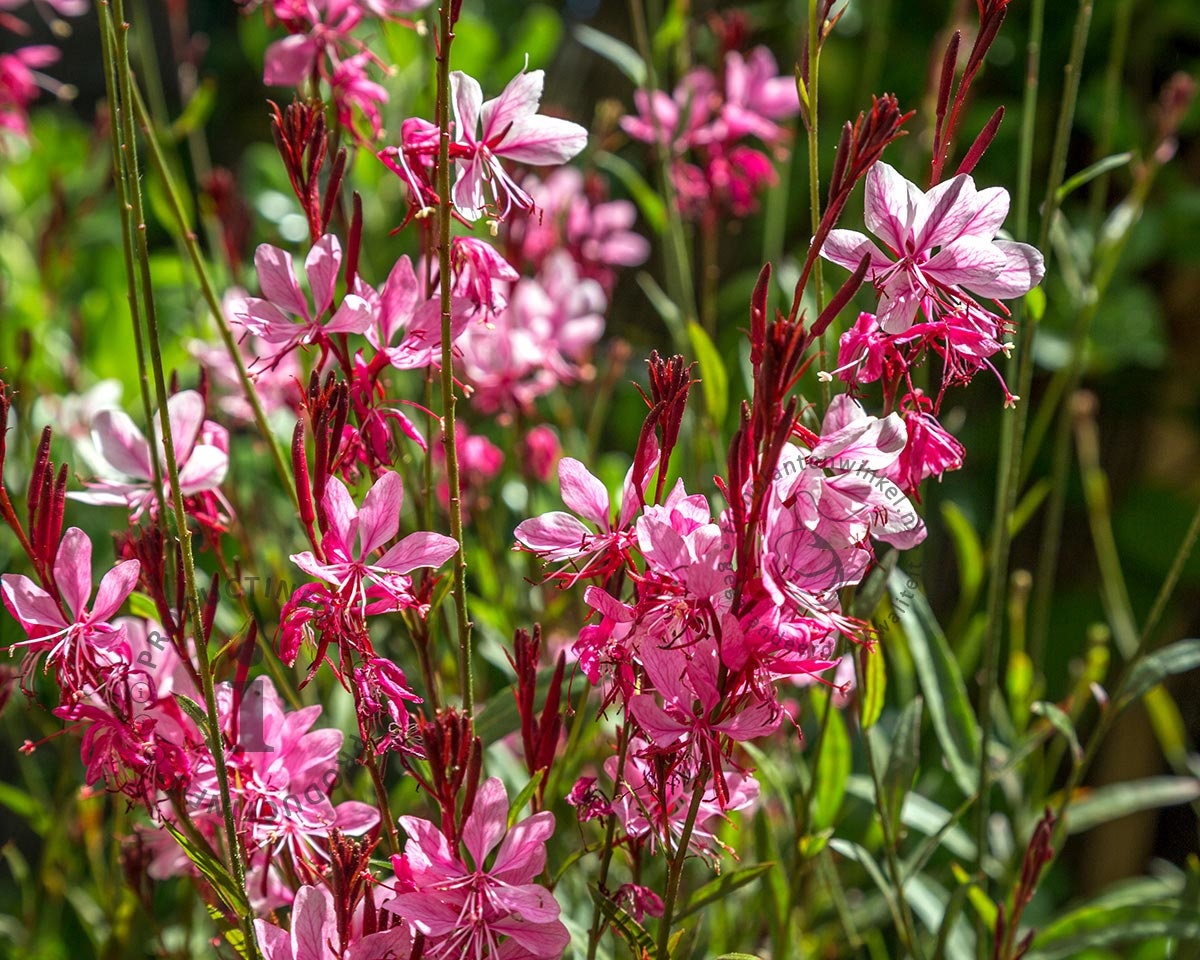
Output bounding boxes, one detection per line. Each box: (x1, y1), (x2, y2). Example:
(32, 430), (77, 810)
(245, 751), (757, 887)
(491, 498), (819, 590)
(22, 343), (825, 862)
(127, 591), (159, 621)
(950, 862), (998, 930)
(882, 697), (922, 832)
(588, 884), (656, 953)
(1027, 902), (1200, 959)
(687, 320), (729, 427)
(595, 151), (667, 235)
(812, 698), (851, 832)
(677, 863), (774, 921)
(1031, 700), (1083, 761)
(170, 79), (217, 140)
(1010, 478), (1052, 537)
(163, 821), (248, 916)
(1120, 639), (1200, 707)
(507, 770), (545, 829)
(1066, 776), (1200, 835)
(1025, 285), (1047, 323)
(889, 571), (981, 795)
(206, 903), (250, 959)
(859, 644), (887, 730)
(572, 25), (646, 86)
(1055, 153), (1134, 203)
(0, 782), (48, 834)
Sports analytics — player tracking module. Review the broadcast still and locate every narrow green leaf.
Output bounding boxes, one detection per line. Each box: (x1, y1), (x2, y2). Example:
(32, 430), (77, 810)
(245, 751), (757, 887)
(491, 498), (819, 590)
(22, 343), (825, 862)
(677, 863), (774, 921)
(170, 79), (217, 140)
(686, 320), (729, 426)
(1031, 700), (1083, 761)
(594, 151), (667, 235)
(572, 25), (646, 86)
(1066, 776), (1200, 835)
(882, 697), (922, 832)
(163, 821), (247, 916)
(889, 571), (981, 795)
(1055, 153), (1134, 203)
(1121, 639), (1200, 706)
(1009, 478), (1052, 537)
(1027, 901), (1200, 959)
(588, 884), (656, 953)
(507, 770), (545, 829)
(859, 644), (887, 730)
(812, 694), (851, 832)
(127, 591), (159, 621)
(941, 501), (983, 602)
(950, 862), (998, 930)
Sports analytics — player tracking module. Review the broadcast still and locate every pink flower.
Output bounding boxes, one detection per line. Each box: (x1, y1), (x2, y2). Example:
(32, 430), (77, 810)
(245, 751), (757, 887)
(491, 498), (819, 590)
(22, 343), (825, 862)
(359, 255), (463, 370)
(1, 527), (139, 692)
(69, 390), (230, 524)
(523, 425), (560, 483)
(290, 471), (459, 616)
(451, 237), (519, 316)
(882, 392), (966, 492)
(449, 67), (588, 221)
(256, 884), (412, 960)
(820, 161), (1045, 334)
(385, 777), (569, 959)
(0, 45), (59, 139)
(232, 235), (373, 364)
(718, 47), (800, 146)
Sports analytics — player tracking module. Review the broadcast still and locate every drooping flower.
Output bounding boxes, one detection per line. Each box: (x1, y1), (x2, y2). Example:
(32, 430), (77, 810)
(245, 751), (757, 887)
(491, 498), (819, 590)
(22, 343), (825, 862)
(385, 776), (569, 959)
(449, 67), (588, 222)
(820, 161), (1045, 334)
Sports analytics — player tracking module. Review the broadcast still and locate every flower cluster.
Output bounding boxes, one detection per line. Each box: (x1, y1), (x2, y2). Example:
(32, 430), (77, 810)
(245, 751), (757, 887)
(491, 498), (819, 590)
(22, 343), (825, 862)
(622, 42), (799, 218)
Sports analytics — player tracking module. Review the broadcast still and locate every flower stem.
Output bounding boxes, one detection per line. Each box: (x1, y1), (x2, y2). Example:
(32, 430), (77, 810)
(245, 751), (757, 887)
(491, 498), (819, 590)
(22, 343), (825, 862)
(102, 4), (258, 954)
(434, 0), (473, 714)
(806, 0), (828, 409)
(656, 760), (711, 960)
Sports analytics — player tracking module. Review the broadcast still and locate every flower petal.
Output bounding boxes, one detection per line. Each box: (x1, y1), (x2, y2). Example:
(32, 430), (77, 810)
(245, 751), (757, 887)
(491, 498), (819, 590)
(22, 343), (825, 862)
(91, 559), (141, 622)
(450, 70), (483, 143)
(497, 116), (588, 166)
(54, 527), (93, 619)
(558, 458), (609, 527)
(820, 229), (893, 274)
(1, 574), (66, 633)
(305, 235), (342, 318)
(358, 472), (403, 556)
(864, 161), (922, 254)
(375, 532), (459, 574)
(461, 777), (508, 869)
(962, 239), (1045, 299)
(924, 236), (1007, 288)
(322, 478), (359, 556)
(481, 68), (543, 142)
(255, 244), (308, 318)
(91, 409), (153, 480)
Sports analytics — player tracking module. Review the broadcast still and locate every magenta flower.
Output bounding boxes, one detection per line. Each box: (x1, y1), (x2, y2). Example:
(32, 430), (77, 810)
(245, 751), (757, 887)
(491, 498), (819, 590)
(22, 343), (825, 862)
(718, 47), (801, 146)
(69, 390), (229, 523)
(1, 527), (139, 693)
(449, 67), (588, 221)
(0, 45), (60, 138)
(385, 776), (569, 959)
(232, 235), (373, 364)
(290, 471), (459, 615)
(820, 161), (1045, 334)
(256, 884), (411, 960)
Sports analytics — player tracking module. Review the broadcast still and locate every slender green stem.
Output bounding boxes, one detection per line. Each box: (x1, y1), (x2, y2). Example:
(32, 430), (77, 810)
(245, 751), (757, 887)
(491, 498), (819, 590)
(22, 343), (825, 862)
(104, 4), (258, 954)
(1086, 0), (1134, 231)
(586, 728), (631, 960)
(975, 0), (1089, 910)
(434, 1), (473, 713)
(656, 760), (711, 960)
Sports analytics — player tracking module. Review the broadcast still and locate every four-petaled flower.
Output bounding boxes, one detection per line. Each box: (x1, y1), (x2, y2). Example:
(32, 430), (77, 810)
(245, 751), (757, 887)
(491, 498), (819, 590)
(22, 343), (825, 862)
(821, 161), (1044, 333)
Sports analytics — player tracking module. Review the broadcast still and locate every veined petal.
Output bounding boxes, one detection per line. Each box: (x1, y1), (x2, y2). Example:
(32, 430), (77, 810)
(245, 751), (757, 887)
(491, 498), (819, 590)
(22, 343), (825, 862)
(253, 919), (290, 960)
(864, 161), (922, 254)
(924, 236), (1008, 287)
(481, 68), (543, 142)
(514, 512), (593, 558)
(492, 810), (555, 883)
(375, 532), (458, 574)
(322, 478), (359, 557)
(960, 185), (1010, 241)
(820, 229), (893, 274)
(358, 472), (403, 556)
(558, 458), (609, 527)
(452, 156), (486, 222)
(1, 574), (67, 633)
(262, 34), (319, 88)
(497, 115), (588, 166)
(289, 885), (337, 960)
(877, 275), (923, 335)
(450, 70), (483, 143)
(91, 409), (153, 480)
(55, 527), (93, 620)
(324, 294), (374, 335)
(91, 559), (141, 622)
(912, 173), (976, 251)
(255, 244), (308, 318)
(461, 777), (508, 869)
(305, 235), (343, 317)
(963, 239), (1045, 298)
